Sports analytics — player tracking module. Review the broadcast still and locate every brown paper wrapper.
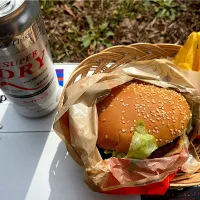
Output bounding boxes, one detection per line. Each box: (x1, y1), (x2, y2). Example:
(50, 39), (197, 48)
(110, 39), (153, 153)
(53, 59), (200, 194)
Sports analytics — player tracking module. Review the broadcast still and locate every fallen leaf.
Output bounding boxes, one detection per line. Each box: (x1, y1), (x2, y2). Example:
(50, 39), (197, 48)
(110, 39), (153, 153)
(49, 7), (57, 12)
(64, 4), (75, 18)
(88, 41), (96, 55)
(73, 0), (84, 9)
(57, 53), (65, 61)
(120, 18), (133, 29)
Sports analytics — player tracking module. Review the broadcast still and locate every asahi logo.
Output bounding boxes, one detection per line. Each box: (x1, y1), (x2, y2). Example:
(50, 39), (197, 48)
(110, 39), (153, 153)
(0, 95), (7, 103)
(0, 43), (48, 91)
(0, 49), (45, 78)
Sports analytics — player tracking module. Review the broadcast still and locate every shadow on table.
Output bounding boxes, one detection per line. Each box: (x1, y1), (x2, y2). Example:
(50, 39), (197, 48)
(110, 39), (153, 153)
(49, 142), (140, 200)
(0, 102), (57, 133)
(0, 103), (57, 200)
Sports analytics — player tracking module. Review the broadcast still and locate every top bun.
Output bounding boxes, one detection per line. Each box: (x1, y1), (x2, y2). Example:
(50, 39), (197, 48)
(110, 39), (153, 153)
(97, 81), (191, 153)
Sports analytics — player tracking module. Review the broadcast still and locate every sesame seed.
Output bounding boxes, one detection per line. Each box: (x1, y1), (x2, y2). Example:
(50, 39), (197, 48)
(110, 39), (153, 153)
(103, 118), (106, 122)
(127, 120), (130, 124)
(111, 94), (114, 97)
(162, 121), (164, 125)
(130, 127), (134, 131)
(159, 139), (162, 142)
(147, 114), (149, 118)
(122, 117), (124, 120)
(153, 129), (156, 133)
(121, 129), (126, 133)
(152, 99), (156, 104)
(134, 120), (136, 123)
(109, 105), (113, 107)
(122, 121), (126, 124)
(144, 116), (147, 119)
(120, 99), (123, 102)
(173, 119), (176, 123)
(156, 139), (158, 142)
(155, 127), (158, 130)
(102, 109), (105, 112)
(156, 118), (160, 121)
(105, 135), (108, 139)
(122, 110), (125, 114)
(138, 113), (141, 117)
(128, 96), (131, 99)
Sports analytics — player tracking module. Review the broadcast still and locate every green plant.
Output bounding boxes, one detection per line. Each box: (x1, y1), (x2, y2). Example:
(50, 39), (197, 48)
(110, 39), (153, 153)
(110, 0), (136, 28)
(39, 0), (60, 15)
(81, 15), (114, 50)
(154, 0), (187, 20)
(139, 0), (187, 20)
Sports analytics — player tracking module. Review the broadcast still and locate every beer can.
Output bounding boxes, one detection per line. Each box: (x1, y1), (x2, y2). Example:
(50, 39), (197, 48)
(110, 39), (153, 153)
(0, 0), (60, 117)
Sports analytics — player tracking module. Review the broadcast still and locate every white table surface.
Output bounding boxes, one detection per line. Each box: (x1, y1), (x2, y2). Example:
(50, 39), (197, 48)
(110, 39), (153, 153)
(0, 63), (141, 200)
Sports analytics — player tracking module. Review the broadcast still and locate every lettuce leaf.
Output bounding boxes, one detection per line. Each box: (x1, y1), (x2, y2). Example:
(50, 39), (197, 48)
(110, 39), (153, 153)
(103, 121), (158, 159)
(126, 121), (158, 159)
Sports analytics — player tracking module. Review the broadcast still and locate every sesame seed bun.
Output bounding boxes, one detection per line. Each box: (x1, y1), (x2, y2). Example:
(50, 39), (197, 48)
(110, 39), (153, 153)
(97, 82), (191, 154)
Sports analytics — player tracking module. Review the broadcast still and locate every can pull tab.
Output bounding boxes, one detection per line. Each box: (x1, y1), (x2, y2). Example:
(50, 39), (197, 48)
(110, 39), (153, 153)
(0, 0), (14, 16)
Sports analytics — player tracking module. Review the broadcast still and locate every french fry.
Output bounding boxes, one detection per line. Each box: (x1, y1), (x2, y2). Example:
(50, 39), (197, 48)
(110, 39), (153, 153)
(173, 32), (198, 71)
(193, 32), (200, 71)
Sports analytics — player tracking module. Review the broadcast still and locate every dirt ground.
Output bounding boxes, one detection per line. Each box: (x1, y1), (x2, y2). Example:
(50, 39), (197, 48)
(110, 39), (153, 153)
(40, 0), (200, 62)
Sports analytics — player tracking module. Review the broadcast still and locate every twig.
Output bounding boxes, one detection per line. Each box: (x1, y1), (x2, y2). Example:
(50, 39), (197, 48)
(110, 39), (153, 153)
(146, 17), (157, 30)
(101, 0), (104, 8)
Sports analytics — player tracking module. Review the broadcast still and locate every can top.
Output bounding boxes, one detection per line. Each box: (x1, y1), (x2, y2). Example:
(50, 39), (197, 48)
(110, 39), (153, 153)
(0, 0), (25, 18)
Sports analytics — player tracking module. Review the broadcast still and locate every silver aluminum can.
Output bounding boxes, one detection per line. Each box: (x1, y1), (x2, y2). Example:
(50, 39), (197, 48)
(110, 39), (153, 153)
(0, 0), (60, 117)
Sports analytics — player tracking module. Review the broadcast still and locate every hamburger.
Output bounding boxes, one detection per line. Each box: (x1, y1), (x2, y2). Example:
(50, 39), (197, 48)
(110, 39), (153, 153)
(97, 81), (191, 159)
